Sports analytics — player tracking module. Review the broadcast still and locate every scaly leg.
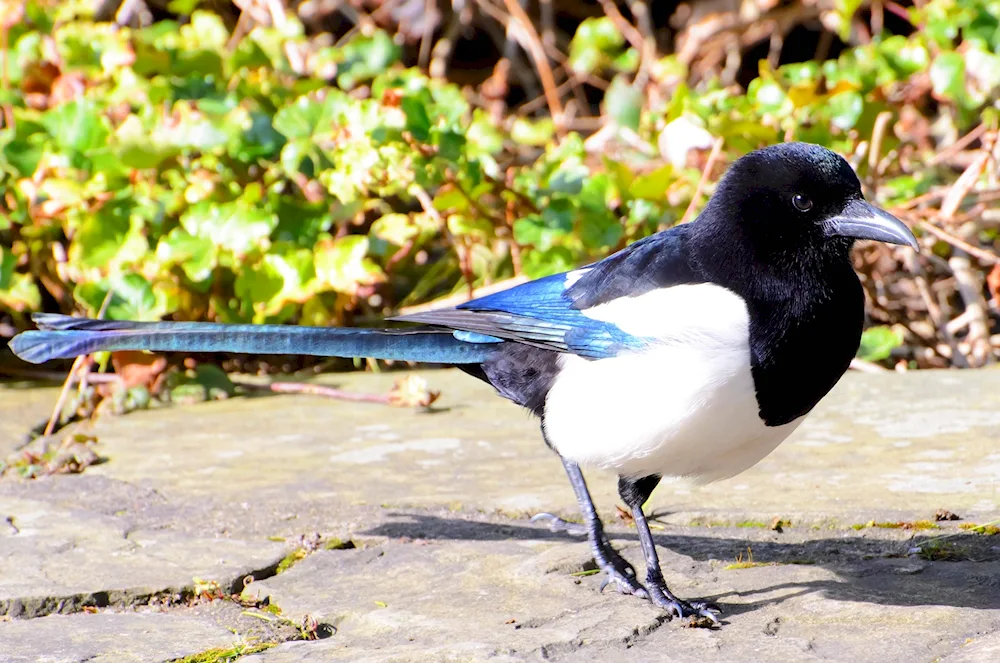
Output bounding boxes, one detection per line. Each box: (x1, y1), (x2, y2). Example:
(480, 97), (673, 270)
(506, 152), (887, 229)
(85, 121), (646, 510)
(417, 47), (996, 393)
(533, 457), (647, 598)
(618, 475), (719, 623)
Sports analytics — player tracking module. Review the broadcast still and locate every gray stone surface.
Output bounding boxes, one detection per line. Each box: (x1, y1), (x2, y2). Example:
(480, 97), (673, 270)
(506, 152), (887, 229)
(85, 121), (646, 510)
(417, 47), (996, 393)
(940, 631), (1000, 663)
(0, 382), (60, 457)
(0, 612), (241, 663)
(0, 492), (286, 617)
(238, 537), (1000, 663)
(1, 368), (999, 661)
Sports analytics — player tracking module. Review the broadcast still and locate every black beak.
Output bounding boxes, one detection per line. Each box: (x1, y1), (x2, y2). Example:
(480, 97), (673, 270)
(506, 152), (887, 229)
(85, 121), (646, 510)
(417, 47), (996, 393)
(823, 199), (919, 250)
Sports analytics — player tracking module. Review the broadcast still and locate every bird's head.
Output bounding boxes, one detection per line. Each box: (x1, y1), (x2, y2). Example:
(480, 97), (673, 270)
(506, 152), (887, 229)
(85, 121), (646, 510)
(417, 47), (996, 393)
(703, 142), (917, 266)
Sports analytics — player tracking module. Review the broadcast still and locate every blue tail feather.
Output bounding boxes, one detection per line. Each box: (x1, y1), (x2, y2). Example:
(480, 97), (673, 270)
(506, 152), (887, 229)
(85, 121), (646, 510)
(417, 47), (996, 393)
(10, 315), (497, 365)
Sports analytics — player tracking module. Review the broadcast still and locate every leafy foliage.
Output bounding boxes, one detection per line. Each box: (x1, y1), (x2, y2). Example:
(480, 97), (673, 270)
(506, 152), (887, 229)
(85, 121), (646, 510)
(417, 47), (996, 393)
(0, 0), (997, 368)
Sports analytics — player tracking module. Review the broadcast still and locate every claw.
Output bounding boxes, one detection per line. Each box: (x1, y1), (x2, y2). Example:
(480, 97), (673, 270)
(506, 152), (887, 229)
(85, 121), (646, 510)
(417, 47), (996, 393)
(597, 563), (648, 598)
(529, 512), (558, 524)
(529, 512), (588, 536)
(527, 509), (650, 605)
(648, 588), (720, 626)
(685, 603), (721, 627)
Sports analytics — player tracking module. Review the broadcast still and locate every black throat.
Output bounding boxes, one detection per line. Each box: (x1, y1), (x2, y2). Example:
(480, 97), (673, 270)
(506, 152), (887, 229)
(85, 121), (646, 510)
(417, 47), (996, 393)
(693, 221), (865, 427)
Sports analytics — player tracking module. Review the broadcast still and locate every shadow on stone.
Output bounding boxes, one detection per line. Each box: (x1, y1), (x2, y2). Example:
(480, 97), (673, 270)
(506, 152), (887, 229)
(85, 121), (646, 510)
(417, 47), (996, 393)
(362, 512), (1000, 614)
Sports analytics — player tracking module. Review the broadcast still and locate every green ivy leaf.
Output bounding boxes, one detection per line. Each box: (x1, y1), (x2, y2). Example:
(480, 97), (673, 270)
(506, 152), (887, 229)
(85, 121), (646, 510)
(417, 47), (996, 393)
(371, 213), (424, 246)
(42, 100), (109, 155)
(314, 235), (386, 294)
(511, 117), (555, 146)
(235, 257), (286, 319)
(167, 0), (201, 13)
(401, 95), (432, 142)
(825, 91), (864, 130)
(568, 17), (627, 75)
(180, 201), (278, 256)
(0, 273), (41, 312)
(447, 214), (493, 241)
(273, 198), (336, 247)
(879, 36), (929, 76)
(1, 132), (46, 177)
(231, 111), (287, 162)
(156, 228), (217, 284)
(0, 247), (14, 289)
(858, 326), (902, 362)
(604, 75), (643, 131)
(273, 92), (346, 140)
(68, 200), (133, 269)
(337, 31), (401, 89)
(930, 52), (966, 102)
(578, 174), (621, 250)
(629, 165), (674, 201)
(74, 274), (167, 321)
(833, 0), (865, 40)
(0, 247), (41, 312)
(522, 247), (575, 278)
(513, 207), (573, 251)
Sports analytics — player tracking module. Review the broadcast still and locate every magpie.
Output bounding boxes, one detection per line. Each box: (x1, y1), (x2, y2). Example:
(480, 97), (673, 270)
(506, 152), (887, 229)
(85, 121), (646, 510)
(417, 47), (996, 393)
(9, 142), (918, 623)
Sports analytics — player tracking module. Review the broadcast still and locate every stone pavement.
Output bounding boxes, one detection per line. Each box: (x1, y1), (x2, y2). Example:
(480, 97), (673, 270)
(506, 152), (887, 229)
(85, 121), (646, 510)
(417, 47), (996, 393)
(1, 368), (999, 662)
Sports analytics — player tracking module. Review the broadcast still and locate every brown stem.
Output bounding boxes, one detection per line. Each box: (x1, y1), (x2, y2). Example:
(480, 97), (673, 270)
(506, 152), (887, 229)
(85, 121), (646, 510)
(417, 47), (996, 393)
(497, 0), (564, 130)
(678, 138), (725, 227)
(411, 184), (475, 298)
(249, 381), (393, 405)
(916, 220), (999, 265)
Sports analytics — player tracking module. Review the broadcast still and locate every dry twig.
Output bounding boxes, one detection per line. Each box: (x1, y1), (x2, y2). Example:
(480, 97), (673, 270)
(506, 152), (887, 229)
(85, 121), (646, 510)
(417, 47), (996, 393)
(496, 0), (564, 130)
(678, 137), (725, 227)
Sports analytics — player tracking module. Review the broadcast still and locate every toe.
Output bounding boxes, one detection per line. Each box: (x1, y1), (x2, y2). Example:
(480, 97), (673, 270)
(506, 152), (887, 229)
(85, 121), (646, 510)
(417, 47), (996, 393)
(529, 513), (587, 536)
(598, 569), (648, 598)
(675, 601), (720, 626)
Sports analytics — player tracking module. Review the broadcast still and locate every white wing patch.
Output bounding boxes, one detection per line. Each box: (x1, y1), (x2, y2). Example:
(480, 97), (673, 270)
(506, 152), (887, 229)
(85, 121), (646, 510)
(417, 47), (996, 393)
(563, 268), (591, 288)
(543, 283), (804, 483)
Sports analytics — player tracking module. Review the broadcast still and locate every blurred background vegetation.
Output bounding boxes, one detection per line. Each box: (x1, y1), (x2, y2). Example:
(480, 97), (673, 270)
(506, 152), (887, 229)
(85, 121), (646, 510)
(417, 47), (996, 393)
(0, 0), (998, 381)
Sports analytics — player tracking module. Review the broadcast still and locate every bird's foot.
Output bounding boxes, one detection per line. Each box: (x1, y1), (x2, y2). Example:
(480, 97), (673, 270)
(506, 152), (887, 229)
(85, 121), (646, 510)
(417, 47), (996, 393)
(647, 582), (720, 626)
(530, 513), (647, 597)
(598, 559), (648, 598)
(530, 512), (587, 537)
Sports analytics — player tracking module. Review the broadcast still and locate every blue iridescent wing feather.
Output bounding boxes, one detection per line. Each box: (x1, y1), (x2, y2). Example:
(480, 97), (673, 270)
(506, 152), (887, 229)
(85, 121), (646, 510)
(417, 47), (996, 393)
(391, 226), (702, 359)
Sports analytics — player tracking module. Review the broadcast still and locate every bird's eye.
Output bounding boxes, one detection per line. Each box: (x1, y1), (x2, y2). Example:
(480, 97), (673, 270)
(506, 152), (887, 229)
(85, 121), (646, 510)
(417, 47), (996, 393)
(792, 194), (813, 212)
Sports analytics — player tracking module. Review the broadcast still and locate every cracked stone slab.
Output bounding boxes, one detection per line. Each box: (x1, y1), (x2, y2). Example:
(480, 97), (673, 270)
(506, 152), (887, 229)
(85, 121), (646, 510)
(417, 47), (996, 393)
(940, 631), (1000, 662)
(238, 532), (1000, 663)
(239, 538), (674, 662)
(0, 612), (242, 663)
(0, 494), (287, 617)
(56, 368), (1000, 526)
(0, 382), (60, 457)
(1, 369), (999, 661)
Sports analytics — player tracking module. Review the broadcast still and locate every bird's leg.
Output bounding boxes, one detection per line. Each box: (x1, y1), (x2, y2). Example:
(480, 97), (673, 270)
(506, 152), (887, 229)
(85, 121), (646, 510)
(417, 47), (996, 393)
(618, 475), (719, 624)
(532, 457), (647, 598)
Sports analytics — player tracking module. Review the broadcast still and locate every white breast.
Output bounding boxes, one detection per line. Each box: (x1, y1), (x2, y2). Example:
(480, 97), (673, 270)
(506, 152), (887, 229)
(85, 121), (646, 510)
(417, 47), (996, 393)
(542, 283), (804, 483)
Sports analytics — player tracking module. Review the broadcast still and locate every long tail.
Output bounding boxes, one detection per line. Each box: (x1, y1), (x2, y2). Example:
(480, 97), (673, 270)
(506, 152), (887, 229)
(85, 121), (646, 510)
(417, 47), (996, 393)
(10, 314), (497, 365)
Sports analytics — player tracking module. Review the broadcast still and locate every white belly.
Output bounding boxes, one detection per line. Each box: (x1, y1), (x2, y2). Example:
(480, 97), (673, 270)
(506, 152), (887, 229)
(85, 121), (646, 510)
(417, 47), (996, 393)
(542, 283), (805, 482)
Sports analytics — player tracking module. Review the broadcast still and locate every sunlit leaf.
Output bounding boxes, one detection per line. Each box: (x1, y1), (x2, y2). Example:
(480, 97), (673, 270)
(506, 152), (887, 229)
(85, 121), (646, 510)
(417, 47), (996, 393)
(336, 30), (401, 89)
(930, 52), (966, 101)
(511, 117), (555, 146)
(74, 274), (167, 321)
(156, 228), (217, 284)
(604, 75), (643, 131)
(314, 235), (386, 294)
(858, 326), (902, 362)
(629, 165), (674, 201)
(180, 201), (278, 256)
(42, 100), (109, 155)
